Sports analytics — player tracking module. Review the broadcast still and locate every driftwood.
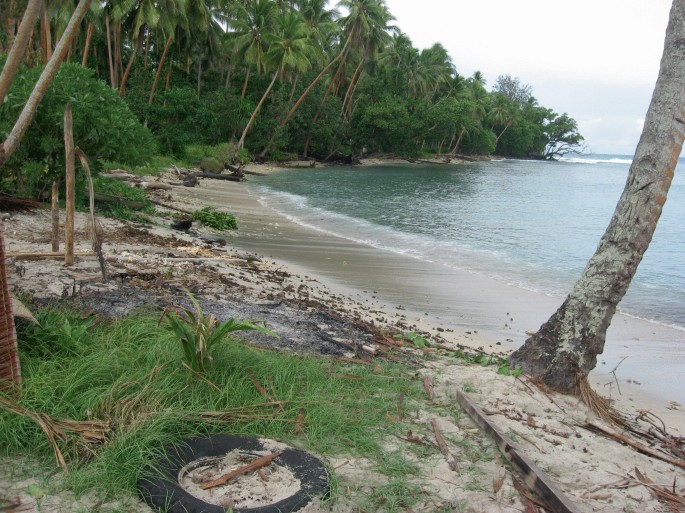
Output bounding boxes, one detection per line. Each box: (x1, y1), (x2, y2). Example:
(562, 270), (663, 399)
(196, 171), (244, 182)
(423, 376), (435, 401)
(199, 451), (283, 490)
(431, 418), (459, 471)
(147, 198), (194, 215)
(94, 193), (146, 209)
(583, 420), (685, 470)
(137, 181), (172, 190)
(7, 251), (95, 260)
(456, 390), (583, 513)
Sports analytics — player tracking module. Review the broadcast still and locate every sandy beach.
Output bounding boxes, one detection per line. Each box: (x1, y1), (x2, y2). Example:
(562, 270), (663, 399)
(174, 165), (685, 411)
(2, 165), (684, 512)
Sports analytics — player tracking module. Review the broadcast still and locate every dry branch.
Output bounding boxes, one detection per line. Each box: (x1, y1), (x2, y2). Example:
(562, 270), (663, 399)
(583, 420), (685, 470)
(431, 418), (459, 471)
(199, 451), (283, 490)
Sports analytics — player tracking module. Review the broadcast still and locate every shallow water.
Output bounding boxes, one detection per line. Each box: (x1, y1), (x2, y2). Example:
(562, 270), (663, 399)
(250, 155), (684, 331)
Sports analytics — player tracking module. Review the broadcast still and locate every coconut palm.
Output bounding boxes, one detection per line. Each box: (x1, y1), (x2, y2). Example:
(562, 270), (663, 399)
(233, 9), (312, 159)
(231, 0), (278, 97)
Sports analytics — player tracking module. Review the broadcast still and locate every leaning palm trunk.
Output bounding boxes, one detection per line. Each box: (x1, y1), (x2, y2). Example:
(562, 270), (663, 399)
(0, 0), (92, 167)
(0, 0), (43, 104)
(509, 0), (685, 395)
(0, 224), (20, 393)
(233, 72), (279, 161)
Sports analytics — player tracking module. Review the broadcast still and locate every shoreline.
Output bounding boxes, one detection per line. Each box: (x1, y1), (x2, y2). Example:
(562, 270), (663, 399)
(4, 168), (685, 512)
(168, 173), (685, 426)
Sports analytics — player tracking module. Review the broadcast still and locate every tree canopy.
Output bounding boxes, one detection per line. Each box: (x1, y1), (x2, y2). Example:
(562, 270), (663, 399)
(0, 0), (584, 169)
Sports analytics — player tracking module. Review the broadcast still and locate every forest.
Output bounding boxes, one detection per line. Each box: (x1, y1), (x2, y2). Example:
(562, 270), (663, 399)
(1, 0), (584, 194)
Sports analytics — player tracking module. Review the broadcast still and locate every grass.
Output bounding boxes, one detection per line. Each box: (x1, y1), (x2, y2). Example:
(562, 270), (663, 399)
(3, 306), (424, 501)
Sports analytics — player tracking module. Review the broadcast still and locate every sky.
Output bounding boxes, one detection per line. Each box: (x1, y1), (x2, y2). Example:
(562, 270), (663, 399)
(383, 0), (673, 155)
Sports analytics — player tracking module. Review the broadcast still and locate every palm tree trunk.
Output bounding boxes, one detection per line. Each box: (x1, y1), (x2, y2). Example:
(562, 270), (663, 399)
(196, 60), (202, 98)
(341, 57), (364, 117)
(233, 72), (278, 161)
(450, 127), (465, 156)
(509, 0), (685, 396)
(105, 15), (116, 87)
(0, 0), (92, 167)
(0, 0), (43, 104)
(81, 22), (94, 67)
(280, 38), (351, 128)
(241, 67), (251, 98)
(0, 224), (21, 393)
(144, 27), (150, 68)
(149, 35), (172, 103)
(165, 52), (173, 90)
(495, 119), (513, 145)
(118, 29), (142, 97)
(40, 3), (52, 64)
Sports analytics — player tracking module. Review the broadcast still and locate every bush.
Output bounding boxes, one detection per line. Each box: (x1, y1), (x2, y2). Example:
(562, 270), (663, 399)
(192, 206), (238, 230)
(0, 61), (156, 198)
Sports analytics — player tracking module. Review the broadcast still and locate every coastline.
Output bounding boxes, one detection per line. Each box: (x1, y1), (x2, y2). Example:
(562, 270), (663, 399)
(171, 169), (685, 425)
(4, 166), (685, 512)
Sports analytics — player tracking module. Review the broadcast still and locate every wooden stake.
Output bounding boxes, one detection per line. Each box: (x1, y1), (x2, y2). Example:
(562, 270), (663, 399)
(64, 103), (74, 266)
(51, 181), (59, 252)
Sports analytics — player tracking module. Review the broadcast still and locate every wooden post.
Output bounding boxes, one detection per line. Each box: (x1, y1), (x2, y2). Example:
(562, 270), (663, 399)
(51, 181), (59, 252)
(64, 103), (74, 266)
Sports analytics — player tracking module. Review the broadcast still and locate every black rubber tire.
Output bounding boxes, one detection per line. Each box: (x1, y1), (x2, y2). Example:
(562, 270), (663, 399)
(137, 434), (330, 513)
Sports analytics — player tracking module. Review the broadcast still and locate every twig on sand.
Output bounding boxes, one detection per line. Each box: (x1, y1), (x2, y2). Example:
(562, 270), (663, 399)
(199, 451), (283, 490)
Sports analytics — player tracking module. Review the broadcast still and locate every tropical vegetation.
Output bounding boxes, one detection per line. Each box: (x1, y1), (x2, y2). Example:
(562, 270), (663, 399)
(1, 0), (583, 197)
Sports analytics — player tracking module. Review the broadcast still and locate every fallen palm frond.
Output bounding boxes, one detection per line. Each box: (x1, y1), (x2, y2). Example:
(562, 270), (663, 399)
(633, 468), (685, 512)
(188, 401), (295, 425)
(578, 378), (627, 425)
(0, 194), (40, 212)
(0, 394), (110, 471)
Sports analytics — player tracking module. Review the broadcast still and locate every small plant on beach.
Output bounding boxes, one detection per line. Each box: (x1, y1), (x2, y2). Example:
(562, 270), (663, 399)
(160, 292), (276, 373)
(192, 206), (238, 231)
(395, 332), (430, 349)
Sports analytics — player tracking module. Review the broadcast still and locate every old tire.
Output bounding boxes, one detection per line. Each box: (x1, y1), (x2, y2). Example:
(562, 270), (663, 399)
(138, 434), (329, 513)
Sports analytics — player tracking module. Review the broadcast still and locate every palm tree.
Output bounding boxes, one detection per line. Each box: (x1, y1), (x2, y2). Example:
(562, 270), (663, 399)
(488, 93), (516, 144)
(114, 0), (187, 96)
(233, 8), (311, 159)
(509, 0), (685, 397)
(232, 0), (278, 97)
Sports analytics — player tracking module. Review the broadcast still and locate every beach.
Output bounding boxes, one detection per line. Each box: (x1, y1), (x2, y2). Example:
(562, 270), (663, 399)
(3, 165), (684, 512)
(172, 165), (685, 413)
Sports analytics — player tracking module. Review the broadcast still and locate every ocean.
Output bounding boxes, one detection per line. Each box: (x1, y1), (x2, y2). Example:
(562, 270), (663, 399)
(249, 154), (684, 332)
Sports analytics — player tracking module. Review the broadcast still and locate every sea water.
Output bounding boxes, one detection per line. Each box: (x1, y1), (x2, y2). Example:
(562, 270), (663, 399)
(249, 155), (684, 332)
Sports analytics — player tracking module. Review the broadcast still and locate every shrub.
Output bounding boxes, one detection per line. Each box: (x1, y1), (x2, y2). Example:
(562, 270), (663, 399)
(0, 61), (156, 198)
(192, 206), (238, 230)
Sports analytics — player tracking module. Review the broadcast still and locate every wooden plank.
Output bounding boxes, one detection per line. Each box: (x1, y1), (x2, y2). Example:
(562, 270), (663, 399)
(51, 182), (59, 252)
(455, 389), (583, 513)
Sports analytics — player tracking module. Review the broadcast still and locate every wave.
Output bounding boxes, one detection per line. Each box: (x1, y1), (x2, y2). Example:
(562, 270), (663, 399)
(559, 155), (633, 165)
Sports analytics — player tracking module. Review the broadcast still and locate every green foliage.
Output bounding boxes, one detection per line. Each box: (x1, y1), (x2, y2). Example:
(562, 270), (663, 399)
(192, 206), (238, 230)
(142, 87), (235, 158)
(6, 306), (423, 498)
(395, 332), (429, 348)
(160, 291), (276, 372)
(0, 62), (156, 198)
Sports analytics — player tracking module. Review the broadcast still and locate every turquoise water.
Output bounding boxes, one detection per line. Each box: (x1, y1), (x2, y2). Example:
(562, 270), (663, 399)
(250, 155), (684, 330)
